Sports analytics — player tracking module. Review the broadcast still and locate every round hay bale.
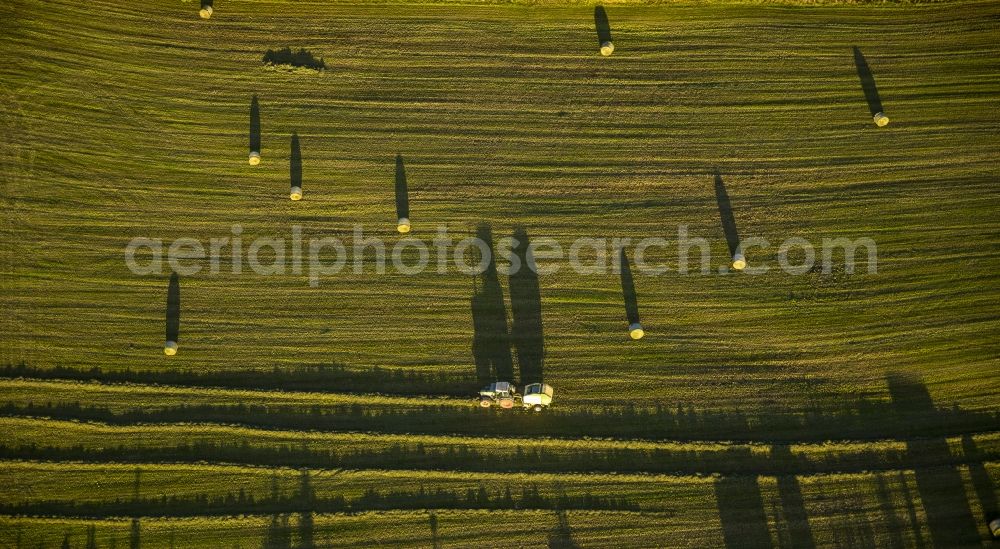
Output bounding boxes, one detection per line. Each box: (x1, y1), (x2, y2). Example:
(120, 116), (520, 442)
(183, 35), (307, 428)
(199, 5), (213, 19)
(990, 518), (1000, 538)
(248, 152), (261, 166)
(731, 253), (747, 271)
(164, 341), (178, 356)
(873, 112), (889, 127)
(600, 41), (614, 56)
(290, 186), (302, 201)
(628, 322), (644, 340)
(397, 217), (411, 234)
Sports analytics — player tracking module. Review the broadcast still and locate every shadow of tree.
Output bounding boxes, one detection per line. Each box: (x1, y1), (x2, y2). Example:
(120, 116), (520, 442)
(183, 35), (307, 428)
(715, 475), (771, 548)
(296, 470), (315, 549)
(3, 480), (640, 518)
(0, 363), (478, 397)
(547, 510), (579, 549)
(129, 518), (140, 549)
(263, 514), (291, 549)
(771, 445), (815, 549)
(874, 474), (908, 549)
(429, 512), (441, 549)
(887, 372), (980, 547)
(962, 434), (997, 524)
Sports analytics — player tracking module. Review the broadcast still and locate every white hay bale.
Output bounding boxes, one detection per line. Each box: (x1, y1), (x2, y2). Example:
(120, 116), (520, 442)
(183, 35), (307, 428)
(873, 112), (889, 127)
(628, 322), (644, 340)
(731, 252), (747, 271)
(248, 152), (261, 166)
(290, 186), (302, 201)
(990, 518), (1000, 538)
(199, 5), (213, 19)
(397, 217), (411, 234)
(164, 340), (178, 356)
(600, 41), (614, 56)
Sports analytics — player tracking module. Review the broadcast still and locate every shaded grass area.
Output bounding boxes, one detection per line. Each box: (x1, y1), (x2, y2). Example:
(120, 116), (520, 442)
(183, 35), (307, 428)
(0, 364), (478, 397)
(1, 415), (997, 477)
(0, 463), (995, 547)
(2, 374), (997, 442)
(2, 0), (998, 410)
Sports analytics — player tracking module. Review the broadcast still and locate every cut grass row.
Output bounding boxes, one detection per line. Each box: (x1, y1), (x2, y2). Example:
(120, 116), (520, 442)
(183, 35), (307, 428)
(2, 377), (997, 443)
(1, 460), (996, 546)
(1, 416), (996, 477)
(0, 511), (715, 549)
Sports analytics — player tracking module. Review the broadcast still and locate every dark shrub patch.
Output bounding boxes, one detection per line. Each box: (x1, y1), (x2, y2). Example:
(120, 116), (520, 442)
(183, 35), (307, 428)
(262, 47), (325, 71)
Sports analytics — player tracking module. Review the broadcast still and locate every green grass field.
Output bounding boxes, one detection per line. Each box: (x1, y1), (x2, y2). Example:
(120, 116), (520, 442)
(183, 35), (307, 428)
(1, 0), (998, 546)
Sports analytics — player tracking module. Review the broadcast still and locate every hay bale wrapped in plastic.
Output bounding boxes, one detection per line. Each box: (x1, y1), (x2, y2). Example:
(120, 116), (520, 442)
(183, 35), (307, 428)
(163, 341), (178, 356)
(731, 251), (747, 271)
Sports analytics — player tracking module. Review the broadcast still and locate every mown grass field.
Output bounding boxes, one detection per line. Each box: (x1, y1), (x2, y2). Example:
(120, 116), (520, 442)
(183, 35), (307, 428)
(1, 0), (998, 546)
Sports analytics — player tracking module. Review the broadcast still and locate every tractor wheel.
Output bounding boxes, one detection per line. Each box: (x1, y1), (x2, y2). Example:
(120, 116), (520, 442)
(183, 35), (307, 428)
(499, 398), (515, 409)
(479, 398), (492, 408)
(533, 404), (543, 412)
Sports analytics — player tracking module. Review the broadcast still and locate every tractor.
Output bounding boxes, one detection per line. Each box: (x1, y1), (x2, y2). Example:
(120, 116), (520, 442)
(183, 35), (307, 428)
(478, 382), (554, 411)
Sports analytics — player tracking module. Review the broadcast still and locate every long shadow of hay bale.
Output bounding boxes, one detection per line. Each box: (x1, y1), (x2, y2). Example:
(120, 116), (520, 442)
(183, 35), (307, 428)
(594, 6), (614, 55)
(853, 46), (888, 126)
(619, 248), (643, 339)
(249, 95), (261, 165)
(714, 170), (744, 270)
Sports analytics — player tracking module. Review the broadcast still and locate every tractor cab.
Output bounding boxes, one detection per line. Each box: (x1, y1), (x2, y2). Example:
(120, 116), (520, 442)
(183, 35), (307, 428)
(521, 383), (554, 411)
(479, 381), (518, 409)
